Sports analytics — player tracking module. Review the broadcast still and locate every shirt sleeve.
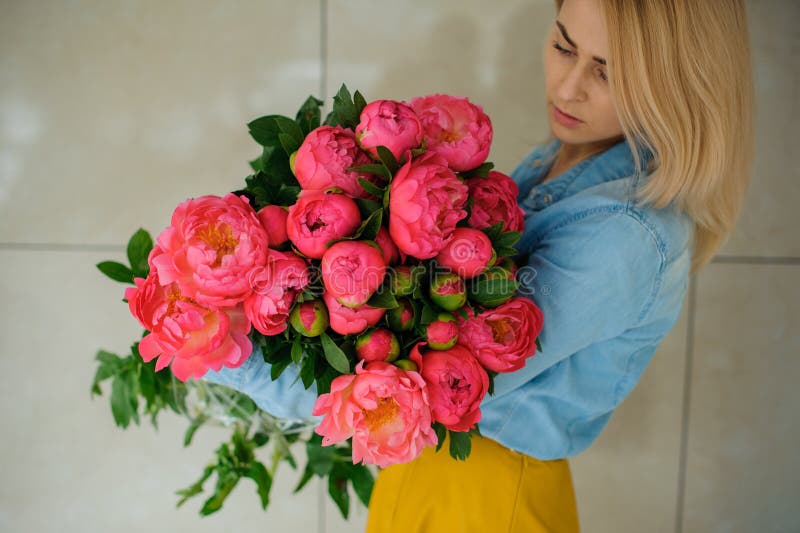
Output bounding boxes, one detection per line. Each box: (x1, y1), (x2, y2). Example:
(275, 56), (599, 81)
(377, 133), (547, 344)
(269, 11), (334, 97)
(484, 207), (665, 402)
(202, 344), (323, 421)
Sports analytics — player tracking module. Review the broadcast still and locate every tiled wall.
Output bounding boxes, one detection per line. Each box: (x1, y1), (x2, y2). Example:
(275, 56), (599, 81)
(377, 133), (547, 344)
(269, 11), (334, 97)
(1, 1), (796, 532)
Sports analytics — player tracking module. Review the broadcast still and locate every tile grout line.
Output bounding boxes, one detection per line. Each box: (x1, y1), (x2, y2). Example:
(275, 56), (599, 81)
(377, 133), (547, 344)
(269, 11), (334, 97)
(675, 272), (698, 533)
(319, 0), (328, 104)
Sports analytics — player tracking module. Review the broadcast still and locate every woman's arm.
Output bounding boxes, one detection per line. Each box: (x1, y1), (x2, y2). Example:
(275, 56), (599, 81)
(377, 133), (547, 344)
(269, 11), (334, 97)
(202, 344), (322, 421)
(484, 207), (664, 402)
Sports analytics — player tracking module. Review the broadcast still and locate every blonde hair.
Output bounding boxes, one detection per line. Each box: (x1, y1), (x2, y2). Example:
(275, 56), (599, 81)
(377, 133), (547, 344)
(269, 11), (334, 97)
(552, 0), (756, 275)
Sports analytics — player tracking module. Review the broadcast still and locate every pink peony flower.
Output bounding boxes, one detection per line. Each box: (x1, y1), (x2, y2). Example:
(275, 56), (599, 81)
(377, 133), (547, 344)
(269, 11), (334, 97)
(244, 249), (309, 336)
(409, 94), (493, 172)
(436, 227), (494, 279)
(321, 240), (387, 308)
(374, 226), (399, 265)
(356, 328), (400, 363)
(125, 267), (252, 382)
(323, 292), (386, 335)
(388, 152), (469, 259)
(410, 343), (489, 432)
(467, 171), (525, 233)
(429, 272), (467, 311)
(286, 190), (361, 259)
(257, 205), (290, 248)
(312, 360), (437, 467)
(387, 298), (417, 331)
(457, 296), (543, 373)
(293, 125), (379, 198)
(355, 100), (423, 161)
(150, 193), (270, 307)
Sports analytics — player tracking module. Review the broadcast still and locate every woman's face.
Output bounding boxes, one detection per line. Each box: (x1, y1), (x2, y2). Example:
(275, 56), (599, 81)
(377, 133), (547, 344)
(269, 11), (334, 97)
(543, 0), (624, 152)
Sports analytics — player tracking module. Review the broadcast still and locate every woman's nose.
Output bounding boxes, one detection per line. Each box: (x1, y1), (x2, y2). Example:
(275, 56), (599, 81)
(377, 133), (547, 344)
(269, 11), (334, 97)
(556, 65), (588, 102)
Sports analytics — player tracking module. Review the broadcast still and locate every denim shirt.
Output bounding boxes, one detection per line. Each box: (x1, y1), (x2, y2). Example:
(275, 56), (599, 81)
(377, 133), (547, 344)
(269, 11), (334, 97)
(204, 137), (693, 460)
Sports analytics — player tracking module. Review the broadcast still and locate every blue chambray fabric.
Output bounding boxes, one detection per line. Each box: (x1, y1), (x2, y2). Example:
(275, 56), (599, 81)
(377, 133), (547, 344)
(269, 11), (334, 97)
(204, 136), (693, 460)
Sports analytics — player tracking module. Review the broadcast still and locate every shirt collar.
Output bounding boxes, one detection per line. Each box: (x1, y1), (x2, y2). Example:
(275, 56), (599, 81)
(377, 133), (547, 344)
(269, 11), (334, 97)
(517, 137), (654, 212)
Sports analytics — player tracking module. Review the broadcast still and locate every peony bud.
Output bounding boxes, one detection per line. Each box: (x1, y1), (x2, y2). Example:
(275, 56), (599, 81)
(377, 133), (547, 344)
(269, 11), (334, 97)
(355, 328), (401, 363)
(386, 298), (417, 331)
(426, 313), (459, 350)
(429, 272), (467, 311)
(289, 299), (329, 337)
(391, 265), (422, 297)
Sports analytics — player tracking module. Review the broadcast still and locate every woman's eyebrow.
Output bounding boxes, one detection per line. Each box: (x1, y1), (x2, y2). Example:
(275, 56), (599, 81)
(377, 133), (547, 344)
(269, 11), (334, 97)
(556, 20), (607, 65)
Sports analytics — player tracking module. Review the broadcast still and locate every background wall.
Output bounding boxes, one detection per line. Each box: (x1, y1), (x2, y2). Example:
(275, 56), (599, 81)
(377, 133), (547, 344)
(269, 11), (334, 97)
(1, 1), (797, 532)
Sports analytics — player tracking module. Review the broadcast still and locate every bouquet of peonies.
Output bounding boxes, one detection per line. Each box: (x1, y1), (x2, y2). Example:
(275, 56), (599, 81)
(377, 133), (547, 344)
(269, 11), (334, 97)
(92, 85), (543, 516)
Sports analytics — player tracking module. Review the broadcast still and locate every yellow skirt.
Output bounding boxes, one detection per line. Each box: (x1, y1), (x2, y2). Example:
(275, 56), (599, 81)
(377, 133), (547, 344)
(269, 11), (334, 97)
(365, 434), (580, 533)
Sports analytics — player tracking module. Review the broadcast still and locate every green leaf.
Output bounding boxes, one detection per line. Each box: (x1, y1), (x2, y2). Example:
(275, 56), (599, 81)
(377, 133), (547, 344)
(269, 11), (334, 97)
(482, 222), (505, 241)
(324, 84), (360, 129)
(184, 416), (207, 447)
(110, 375), (133, 428)
(244, 461), (272, 510)
(278, 132), (300, 156)
(375, 145), (399, 172)
(248, 115), (284, 148)
(494, 230), (521, 248)
(356, 178), (386, 199)
(353, 90), (368, 116)
(295, 95), (324, 134)
(96, 261), (134, 284)
(349, 464), (374, 507)
(320, 333), (350, 373)
(354, 198), (382, 218)
(328, 472), (350, 519)
(535, 337), (542, 352)
(433, 422), (447, 452)
(127, 228), (153, 278)
(356, 209), (383, 241)
(346, 163), (391, 181)
(274, 115), (305, 146)
(200, 475), (239, 516)
(420, 303), (438, 325)
(293, 466), (315, 493)
(299, 351), (317, 389)
(306, 434), (336, 476)
(366, 288), (398, 309)
(291, 337), (303, 365)
(270, 357), (292, 381)
(448, 430), (472, 461)
(176, 465), (214, 507)
(461, 161), (495, 179)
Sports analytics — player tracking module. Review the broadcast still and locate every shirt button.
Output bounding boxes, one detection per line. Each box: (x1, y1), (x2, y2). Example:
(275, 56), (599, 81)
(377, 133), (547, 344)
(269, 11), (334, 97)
(543, 193), (553, 203)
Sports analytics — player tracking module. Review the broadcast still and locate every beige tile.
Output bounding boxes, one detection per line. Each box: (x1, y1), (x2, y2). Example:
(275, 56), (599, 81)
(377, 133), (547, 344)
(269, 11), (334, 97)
(717, 0), (800, 257)
(0, 250), (320, 532)
(0, 0), (320, 245)
(683, 264), (800, 532)
(326, 0), (556, 176)
(568, 286), (690, 533)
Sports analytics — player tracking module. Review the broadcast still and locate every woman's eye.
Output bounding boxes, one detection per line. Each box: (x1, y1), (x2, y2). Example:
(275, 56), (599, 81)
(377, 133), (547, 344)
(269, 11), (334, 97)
(552, 40), (608, 82)
(551, 41), (573, 56)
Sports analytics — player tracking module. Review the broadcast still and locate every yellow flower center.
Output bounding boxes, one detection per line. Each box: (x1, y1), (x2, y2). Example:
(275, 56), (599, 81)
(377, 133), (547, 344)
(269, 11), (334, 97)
(439, 129), (462, 143)
(196, 223), (239, 268)
(362, 397), (400, 431)
(165, 284), (202, 316)
(487, 318), (513, 344)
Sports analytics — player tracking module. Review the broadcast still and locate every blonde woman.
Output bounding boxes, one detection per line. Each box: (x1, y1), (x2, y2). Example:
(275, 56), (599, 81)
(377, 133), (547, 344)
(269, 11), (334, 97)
(204, 0), (755, 531)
